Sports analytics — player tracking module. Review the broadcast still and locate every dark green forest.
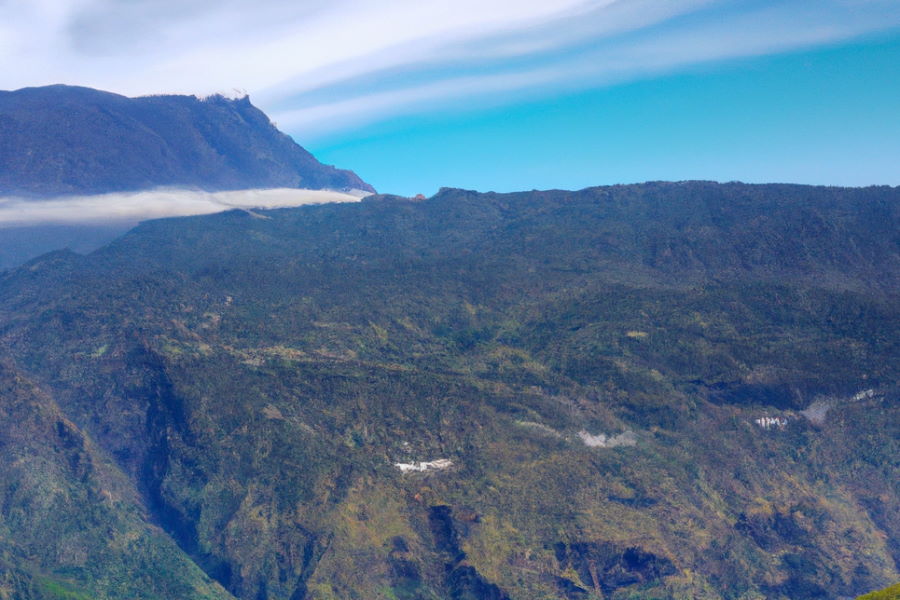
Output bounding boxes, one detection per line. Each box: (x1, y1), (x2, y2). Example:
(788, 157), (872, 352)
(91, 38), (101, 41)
(0, 182), (897, 599)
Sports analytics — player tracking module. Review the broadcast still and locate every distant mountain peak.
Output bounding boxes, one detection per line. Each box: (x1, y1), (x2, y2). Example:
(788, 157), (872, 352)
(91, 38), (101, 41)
(0, 84), (374, 197)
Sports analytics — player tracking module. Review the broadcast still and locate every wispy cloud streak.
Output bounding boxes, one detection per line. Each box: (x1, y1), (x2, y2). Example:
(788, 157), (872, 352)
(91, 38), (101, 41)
(0, 188), (364, 227)
(1, 0), (899, 140)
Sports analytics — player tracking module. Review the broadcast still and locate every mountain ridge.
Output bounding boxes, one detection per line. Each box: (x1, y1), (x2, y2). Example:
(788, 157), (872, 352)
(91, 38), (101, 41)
(0, 84), (374, 197)
(0, 181), (897, 600)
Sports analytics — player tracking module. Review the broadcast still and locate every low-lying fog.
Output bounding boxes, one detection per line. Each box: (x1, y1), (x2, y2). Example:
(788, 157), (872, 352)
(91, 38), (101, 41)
(0, 187), (369, 270)
(0, 187), (368, 226)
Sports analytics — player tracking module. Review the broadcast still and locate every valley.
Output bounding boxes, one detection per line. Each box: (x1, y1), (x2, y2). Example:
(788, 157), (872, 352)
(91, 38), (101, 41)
(0, 182), (896, 599)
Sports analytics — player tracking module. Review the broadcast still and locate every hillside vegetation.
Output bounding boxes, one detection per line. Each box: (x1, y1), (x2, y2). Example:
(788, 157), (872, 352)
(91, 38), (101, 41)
(857, 582), (900, 600)
(0, 181), (897, 600)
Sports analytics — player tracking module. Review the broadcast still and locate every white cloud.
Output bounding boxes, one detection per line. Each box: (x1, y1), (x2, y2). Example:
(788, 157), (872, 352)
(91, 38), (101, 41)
(1, 0), (898, 140)
(0, 188), (365, 227)
(2, 0), (600, 94)
(274, 1), (900, 137)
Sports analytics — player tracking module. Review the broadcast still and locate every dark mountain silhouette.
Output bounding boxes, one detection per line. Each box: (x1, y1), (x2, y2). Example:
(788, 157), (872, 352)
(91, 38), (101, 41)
(0, 84), (373, 196)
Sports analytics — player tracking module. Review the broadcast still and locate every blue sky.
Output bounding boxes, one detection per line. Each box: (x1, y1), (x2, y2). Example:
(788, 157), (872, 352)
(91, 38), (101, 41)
(312, 31), (900, 195)
(2, 0), (899, 196)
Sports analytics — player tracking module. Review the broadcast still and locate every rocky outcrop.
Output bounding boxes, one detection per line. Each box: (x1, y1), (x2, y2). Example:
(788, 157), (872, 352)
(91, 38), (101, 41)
(554, 541), (676, 596)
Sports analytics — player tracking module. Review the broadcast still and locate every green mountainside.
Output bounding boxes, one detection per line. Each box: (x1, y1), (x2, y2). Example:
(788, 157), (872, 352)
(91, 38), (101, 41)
(0, 181), (897, 600)
(857, 582), (900, 600)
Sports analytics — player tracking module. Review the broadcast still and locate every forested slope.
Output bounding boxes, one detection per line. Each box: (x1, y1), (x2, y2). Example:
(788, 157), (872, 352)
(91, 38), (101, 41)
(0, 182), (897, 600)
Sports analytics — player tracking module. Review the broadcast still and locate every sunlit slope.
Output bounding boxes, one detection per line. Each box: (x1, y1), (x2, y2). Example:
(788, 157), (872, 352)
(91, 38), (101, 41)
(0, 182), (897, 600)
(858, 582), (900, 600)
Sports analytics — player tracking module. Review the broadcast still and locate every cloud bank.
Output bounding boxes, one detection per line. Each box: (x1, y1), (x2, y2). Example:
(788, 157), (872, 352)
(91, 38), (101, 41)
(1, 1), (899, 140)
(0, 188), (365, 227)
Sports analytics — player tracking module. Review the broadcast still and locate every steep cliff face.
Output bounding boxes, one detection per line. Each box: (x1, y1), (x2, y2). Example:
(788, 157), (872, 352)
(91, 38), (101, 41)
(0, 85), (373, 196)
(0, 182), (897, 600)
(0, 360), (231, 600)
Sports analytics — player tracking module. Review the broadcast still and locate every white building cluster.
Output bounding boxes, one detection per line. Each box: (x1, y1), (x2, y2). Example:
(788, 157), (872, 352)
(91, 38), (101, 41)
(394, 459), (453, 473)
(577, 430), (637, 448)
(754, 416), (788, 430)
(851, 389), (876, 402)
